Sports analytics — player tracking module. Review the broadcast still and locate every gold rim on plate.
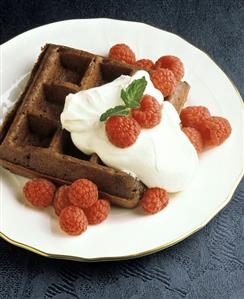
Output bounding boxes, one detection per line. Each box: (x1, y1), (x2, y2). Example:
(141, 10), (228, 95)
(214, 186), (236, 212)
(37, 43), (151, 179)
(0, 19), (243, 262)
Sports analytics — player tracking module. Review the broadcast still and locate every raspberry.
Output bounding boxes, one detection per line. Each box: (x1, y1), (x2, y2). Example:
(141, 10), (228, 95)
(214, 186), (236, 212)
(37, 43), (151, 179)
(197, 116), (232, 146)
(180, 106), (211, 129)
(105, 116), (141, 148)
(141, 188), (169, 214)
(108, 43), (136, 65)
(182, 127), (203, 153)
(136, 59), (154, 70)
(59, 206), (88, 235)
(150, 68), (177, 97)
(68, 179), (98, 209)
(155, 55), (184, 81)
(23, 178), (56, 208)
(84, 200), (110, 224)
(53, 185), (71, 216)
(131, 95), (161, 128)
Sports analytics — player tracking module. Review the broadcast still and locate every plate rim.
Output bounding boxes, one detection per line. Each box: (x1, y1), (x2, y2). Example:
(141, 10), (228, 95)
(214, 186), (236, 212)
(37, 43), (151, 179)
(0, 18), (244, 262)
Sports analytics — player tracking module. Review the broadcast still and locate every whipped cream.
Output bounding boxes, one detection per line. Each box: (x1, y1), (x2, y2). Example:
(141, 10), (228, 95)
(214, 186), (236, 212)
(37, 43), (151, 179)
(61, 71), (198, 192)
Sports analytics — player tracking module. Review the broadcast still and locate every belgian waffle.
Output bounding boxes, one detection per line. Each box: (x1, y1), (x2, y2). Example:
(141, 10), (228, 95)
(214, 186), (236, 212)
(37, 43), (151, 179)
(0, 44), (190, 208)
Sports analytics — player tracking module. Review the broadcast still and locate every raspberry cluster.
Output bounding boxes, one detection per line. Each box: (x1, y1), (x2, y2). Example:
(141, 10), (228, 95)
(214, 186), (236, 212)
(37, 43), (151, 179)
(104, 43), (188, 149)
(23, 178), (110, 236)
(108, 43), (185, 97)
(180, 106), (231, 151)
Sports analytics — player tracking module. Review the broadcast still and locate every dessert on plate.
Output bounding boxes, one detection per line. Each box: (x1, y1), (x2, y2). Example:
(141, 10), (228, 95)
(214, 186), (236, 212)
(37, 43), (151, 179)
(0, 43), (231, 235)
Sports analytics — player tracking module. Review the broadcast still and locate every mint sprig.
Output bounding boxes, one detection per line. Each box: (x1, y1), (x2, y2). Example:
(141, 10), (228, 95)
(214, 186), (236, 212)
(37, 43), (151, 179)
(100, 76), (147, 121)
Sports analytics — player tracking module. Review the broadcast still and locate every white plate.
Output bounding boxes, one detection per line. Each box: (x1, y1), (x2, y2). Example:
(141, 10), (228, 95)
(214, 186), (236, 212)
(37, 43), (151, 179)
(0, 19), (243, 261)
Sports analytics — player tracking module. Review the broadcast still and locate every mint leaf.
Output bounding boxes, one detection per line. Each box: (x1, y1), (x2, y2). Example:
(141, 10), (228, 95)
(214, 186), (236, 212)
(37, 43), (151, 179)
(100, 76), (147, 122)
(121, 76), (147, 108)
(100, 105), (129, 121)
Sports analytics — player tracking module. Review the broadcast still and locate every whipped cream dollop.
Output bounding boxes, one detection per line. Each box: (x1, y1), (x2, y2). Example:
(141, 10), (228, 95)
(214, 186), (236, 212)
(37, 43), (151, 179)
(61, 71), (198, 192)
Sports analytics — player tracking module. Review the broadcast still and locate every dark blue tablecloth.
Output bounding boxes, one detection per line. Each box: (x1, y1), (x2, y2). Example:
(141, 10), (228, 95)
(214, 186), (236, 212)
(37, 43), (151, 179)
(1, 1), (243, 298)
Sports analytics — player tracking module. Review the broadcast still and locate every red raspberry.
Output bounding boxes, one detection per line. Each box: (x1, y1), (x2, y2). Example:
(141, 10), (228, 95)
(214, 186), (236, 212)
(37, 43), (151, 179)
(23, 178), (56, 208)
(68, 179), (98, 209)
(136, 59), (155, 70)
(105, 116), (141, 148)
(182, 127), (203, 153)
(197, 116), (232, 146)
(53, 185), (71, 216)
(131, 94), (161, 128)
(84, 200), (110, 224)
(155, 55), (184, 81)
(150, 68), (177, 97)
(141, 188), (169, 214)
(59, 206), (88, 235)
(180, 106), (211, 129)
(108, 43), (136, 65)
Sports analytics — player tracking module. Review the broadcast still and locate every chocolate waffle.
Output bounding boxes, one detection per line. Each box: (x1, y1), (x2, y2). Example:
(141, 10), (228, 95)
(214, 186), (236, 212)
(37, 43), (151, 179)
(0, 44), (190, 208)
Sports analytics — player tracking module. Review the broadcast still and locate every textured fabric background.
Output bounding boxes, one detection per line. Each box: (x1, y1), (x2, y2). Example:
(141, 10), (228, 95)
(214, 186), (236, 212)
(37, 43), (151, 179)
(0, 1), (244, 298)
